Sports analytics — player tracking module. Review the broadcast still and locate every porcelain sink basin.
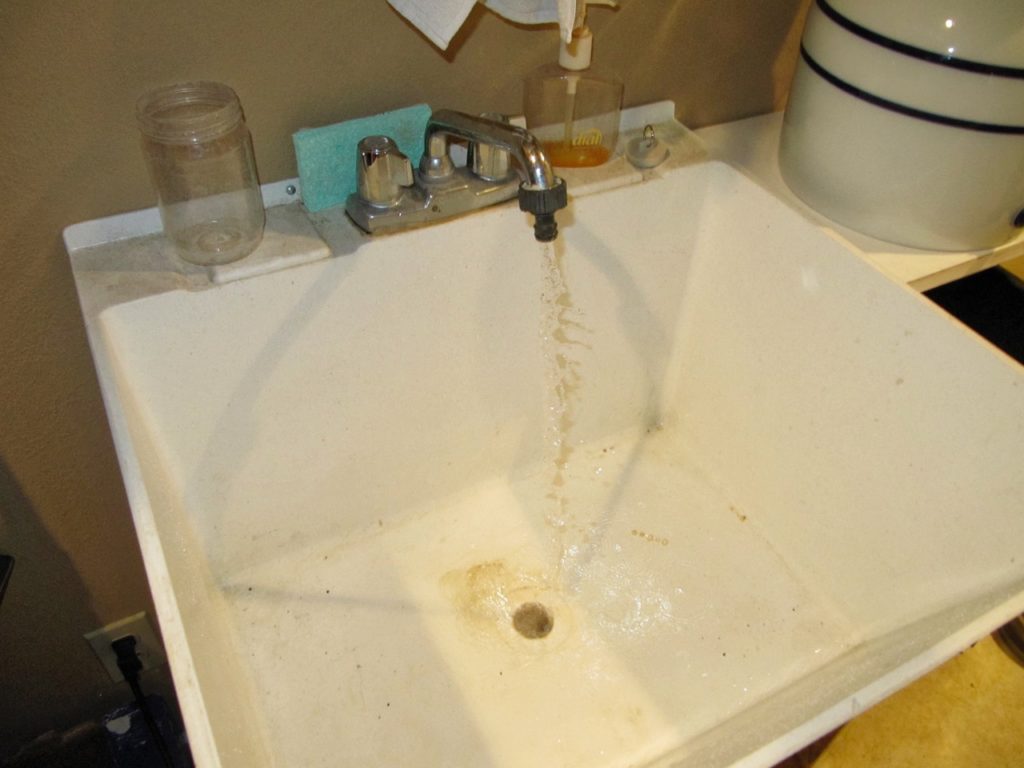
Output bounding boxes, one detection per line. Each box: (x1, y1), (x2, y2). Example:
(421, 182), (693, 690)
(82, 161), (1024, 767)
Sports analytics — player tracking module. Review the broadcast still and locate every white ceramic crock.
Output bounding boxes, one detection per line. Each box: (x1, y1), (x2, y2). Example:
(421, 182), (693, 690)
(779, 0), (1024, 251)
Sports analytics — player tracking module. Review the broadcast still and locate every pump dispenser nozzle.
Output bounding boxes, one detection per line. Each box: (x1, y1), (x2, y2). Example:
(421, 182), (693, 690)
(560, 0), (618, 69)
(523, 0), (622, 169)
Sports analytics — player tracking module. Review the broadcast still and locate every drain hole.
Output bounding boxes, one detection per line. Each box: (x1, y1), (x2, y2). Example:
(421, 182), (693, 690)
(513, 602), (554, 639)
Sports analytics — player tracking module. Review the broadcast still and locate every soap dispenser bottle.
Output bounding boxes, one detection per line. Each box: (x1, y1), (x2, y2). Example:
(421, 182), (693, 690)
(524, 0), (623, 168)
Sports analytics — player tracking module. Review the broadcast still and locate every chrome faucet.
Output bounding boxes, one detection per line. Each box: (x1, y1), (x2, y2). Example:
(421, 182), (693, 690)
(345, 109), (568, 241)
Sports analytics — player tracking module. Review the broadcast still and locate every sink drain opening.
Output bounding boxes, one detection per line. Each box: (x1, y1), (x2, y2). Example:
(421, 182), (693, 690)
(512, 602), (554, 639)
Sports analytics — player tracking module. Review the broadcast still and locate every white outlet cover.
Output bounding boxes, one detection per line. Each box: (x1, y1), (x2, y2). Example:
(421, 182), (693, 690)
(84, 611), (166, 682)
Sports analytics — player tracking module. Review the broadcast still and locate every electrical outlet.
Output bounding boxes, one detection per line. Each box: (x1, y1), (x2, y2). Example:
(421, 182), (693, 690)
(85, 611), (166, 682)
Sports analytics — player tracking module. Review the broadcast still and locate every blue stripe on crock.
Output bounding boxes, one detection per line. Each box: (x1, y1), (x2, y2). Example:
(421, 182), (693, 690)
(800, 46), (1024, 135)
(817, 0), (1024, 79)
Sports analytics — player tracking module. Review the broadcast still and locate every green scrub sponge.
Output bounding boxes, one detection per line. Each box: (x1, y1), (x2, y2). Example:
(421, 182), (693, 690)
(293, 103), (431, 213)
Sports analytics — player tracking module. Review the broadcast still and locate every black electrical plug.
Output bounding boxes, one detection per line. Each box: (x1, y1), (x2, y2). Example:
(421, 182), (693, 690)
(112, 635), (143, 683)
(111, 634), (175, 768)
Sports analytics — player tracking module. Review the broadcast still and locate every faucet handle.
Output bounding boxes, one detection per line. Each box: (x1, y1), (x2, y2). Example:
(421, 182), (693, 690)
(470, 113), (513, 182)
(357, 135), (413, 207)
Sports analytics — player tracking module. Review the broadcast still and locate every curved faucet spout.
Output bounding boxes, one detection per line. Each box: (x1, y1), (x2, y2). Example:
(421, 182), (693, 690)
(422, 110), (568, 241)
(423, 109), (561, 191)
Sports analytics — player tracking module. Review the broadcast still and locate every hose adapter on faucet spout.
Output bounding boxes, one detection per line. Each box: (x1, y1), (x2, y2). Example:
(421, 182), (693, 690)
(519, 181), (567, 242)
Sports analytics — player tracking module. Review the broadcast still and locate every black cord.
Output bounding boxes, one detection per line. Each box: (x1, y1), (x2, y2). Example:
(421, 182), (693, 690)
(0, 554), (13, 608)
(111, 635), (176, 768)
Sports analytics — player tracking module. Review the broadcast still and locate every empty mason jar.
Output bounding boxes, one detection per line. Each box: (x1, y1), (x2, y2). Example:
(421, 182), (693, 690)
(136, 81), (265, 266)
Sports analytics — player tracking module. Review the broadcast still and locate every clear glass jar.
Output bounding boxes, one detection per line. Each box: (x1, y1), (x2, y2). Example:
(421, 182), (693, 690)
(136, 81), (265, 266)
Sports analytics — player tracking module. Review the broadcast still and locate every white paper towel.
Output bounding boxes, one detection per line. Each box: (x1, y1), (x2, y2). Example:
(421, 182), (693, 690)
(388, 0), (576, 50)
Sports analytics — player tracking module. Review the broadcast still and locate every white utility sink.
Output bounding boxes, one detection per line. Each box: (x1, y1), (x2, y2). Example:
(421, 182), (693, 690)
(71, 160), (1024, 767)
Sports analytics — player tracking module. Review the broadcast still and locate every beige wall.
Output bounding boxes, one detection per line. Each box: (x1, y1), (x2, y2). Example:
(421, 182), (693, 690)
(0, 0), (809, 755)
